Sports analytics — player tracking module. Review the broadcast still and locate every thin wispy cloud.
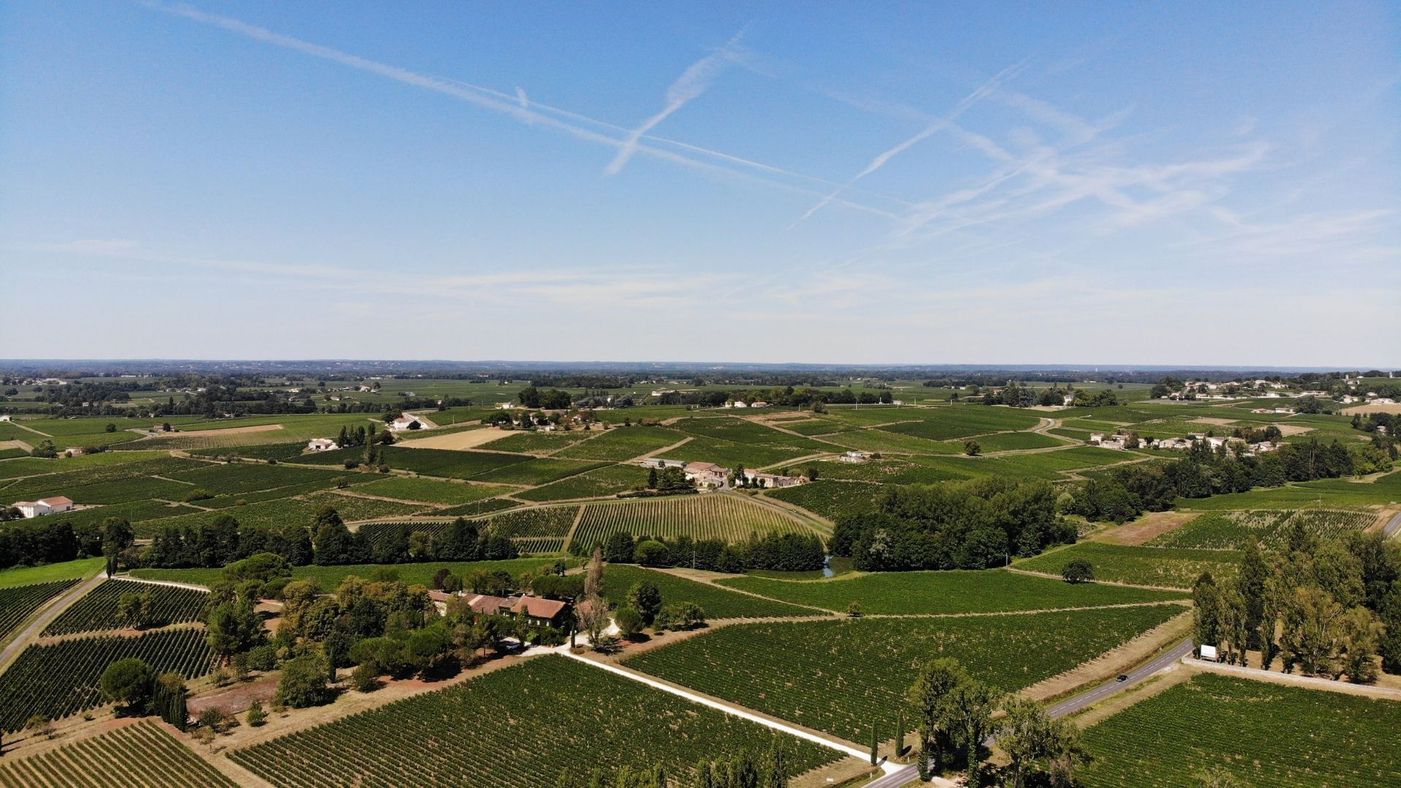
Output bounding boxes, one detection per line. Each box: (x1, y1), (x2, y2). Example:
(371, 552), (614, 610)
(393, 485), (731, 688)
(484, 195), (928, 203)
(792, 62), (1026, 226)
(144, 3), (900, 219)
(605, 29), (747, 176)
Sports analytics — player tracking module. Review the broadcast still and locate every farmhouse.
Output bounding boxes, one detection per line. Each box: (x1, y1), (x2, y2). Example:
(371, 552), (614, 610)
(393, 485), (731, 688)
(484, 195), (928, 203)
(839, 450), (872, 463)
(683, 462), (729, 488)
(463, 593), (572, 627)
(306, 438), (338, 452)
(0, 415), (10, 422)
(13, 496), (75, 519)
(389, 413), (423, 432)
(739, 469), (804, 489)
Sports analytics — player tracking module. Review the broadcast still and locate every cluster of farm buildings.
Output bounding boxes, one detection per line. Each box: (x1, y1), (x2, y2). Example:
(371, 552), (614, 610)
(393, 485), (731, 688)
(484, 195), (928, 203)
(8, 495), (74, 519)
(637, 458), (806, 490)
(427, 590), (571, 628)
(1089, 432), (1280, 455)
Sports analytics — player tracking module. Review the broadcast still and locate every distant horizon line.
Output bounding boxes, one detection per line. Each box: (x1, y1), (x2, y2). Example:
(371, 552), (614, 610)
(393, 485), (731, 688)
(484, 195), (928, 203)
(0, 358), (1396, 373)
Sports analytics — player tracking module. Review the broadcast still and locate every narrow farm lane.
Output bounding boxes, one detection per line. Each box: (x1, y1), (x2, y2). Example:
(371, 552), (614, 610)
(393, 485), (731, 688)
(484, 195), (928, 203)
(1384, 510), (1401, 539)
(0, 572), (106, 671)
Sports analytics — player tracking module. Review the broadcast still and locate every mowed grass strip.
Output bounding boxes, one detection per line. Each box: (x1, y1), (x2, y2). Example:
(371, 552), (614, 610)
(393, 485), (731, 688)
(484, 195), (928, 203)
(602, 565), (817, 619)
(1079, 673), (1401, 787)
(717, 569), (1187, 615)
(0, 720), (238, 788)
(0, 558), (105, 589)
(1015, 542), (1242, 589)
(229, 654), (841, 787)
(624, 604), (1184, 742)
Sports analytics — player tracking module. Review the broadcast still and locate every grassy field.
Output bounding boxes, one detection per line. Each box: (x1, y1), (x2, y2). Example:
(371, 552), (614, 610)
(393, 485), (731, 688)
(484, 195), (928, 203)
(128, 557), (564, 589)
(0, 721), (238, 788)
(1015, 543), (1242, 589)
(0, 558), (105, 588)
(43, 579), (209, 636)
(0, 628), (217, 731)
(624, 604), (1184, 742)
(513, 463), (648, 501)
(602, 565), (818, 619)
(717, 569), (1187, 615)
(1148, 509), (1376, 550)
(572, 493), (819, 549)
(228, 654), (842, 787)
(1079, 673), (1401, 787)
(347, 475), (503, 506)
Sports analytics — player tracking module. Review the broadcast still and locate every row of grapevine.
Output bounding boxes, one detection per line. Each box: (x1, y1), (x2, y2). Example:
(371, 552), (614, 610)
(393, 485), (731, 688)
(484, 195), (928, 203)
(43, 579), (210, 636)
(0, 580), (76, 641)
(230, 654), (839, 787)
(1150, 508), (1375, 550)
(0, 721), (237, 788)
(624, 605), (1185, 743)
(572, 494), (814, 549)
(0, 628), (216, 731)
(512, 537), (566, 554)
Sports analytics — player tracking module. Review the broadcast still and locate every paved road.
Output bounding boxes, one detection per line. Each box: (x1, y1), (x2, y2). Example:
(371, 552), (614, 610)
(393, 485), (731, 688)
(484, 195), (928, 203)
(866, 637), (1194, 788)
(1383, 511), (1401, 539)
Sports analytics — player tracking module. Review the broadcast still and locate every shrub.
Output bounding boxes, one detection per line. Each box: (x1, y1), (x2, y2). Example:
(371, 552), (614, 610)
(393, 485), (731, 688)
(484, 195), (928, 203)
(615, 606), (644, 639)
(1062, 559), (1095, 584)
(351, 663), (381, 693)
(276, 653), (334, 709)
(246, 700), (267, 727)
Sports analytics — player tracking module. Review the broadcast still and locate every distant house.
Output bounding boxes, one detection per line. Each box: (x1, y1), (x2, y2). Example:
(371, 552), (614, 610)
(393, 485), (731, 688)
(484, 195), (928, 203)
(1088, 433), (1105, 445)
(727, 401), (749, 409)
(684, 462), (729, 488)
(839, 450), (871, 464)
(389, 414), (423, 432)
(14, 496), (74, 519)
(0, 415), (10, 422)
(748, 401), (769, 408)
(1198, 644), (1220, 662)
(306, 438), (338, 452)
(496, 402), (517, 410)
(739, 469), (804, 489)
(638, 458), (687, 470)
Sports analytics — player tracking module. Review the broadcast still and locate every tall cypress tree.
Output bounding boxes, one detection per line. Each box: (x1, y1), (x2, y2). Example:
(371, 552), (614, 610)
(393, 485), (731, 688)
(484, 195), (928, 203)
(870, 720), (879, 765)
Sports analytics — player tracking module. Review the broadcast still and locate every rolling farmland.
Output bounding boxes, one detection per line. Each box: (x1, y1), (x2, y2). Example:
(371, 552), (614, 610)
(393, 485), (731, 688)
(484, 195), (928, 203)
(717, 569), (1188, 615)
(624, 604), (1185, 742)
(1080, 673), (1401, 787)
(43, 579), (209, 636)
(1148, 508), (1377, 550)
(0, 580), (76, 640)
(572, 494), (819, 549)
(602, 565), (818, 619)
(1015, 542), (1243, 589)
(0, 629), (217, 731)
(0, 721), (237, 788)
(229, 654), (842, 787)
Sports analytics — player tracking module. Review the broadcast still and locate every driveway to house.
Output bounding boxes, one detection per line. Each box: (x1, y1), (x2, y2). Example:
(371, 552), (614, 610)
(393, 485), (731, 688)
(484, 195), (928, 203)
(864, 637), (1194, 788)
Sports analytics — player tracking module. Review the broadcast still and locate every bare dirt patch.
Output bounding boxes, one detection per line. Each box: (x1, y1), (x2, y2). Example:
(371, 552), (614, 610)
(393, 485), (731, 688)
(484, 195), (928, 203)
(398, 427), (508, 450)
(1191, 416), (1237, 426)
(188, 674), (279, 718)
(1095, 511), (1200, 545)
(1344, 403), (1401, 415)
(1273, 423), (1315, 436)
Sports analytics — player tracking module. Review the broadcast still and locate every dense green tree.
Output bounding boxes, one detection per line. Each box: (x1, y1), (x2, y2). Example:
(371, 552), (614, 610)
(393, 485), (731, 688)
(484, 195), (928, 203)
(626, 581), (663, 626)
(276, 652), (334, 708)
(99, 658), (154, 714)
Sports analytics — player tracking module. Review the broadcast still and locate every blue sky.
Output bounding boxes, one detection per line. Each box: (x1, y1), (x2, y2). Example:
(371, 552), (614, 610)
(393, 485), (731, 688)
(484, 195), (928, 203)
(2, 1), (1397, 365)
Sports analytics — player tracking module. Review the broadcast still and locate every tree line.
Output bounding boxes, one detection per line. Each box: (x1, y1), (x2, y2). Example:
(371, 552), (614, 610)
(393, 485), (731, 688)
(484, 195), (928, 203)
(1193, 528), (1400, 682)
(1067, 437), (1392, 523)
(0, 516), (132, 571)
(830, 479), (1076, 571)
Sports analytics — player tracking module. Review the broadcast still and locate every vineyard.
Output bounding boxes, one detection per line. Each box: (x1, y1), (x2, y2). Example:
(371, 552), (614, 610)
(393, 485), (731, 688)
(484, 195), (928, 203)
(572, 494), (818, 549)
(43, 579), (210, 636)
(602, 565), (817, 619)
(0, 580), (76, 640)
(764, 480), (885, 521)
(0, 628), (217, 731)
(624, 604), (1185, 742)
(357, 506), (578, 555)
(1015, 542), (1243, 589)
(0, 721), (237, 788)
(229, 654), (841, 787)
(1149, 509), (1377, 550)
(1079, 673), (1401, 787)
(717, 570), (1188, 615)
